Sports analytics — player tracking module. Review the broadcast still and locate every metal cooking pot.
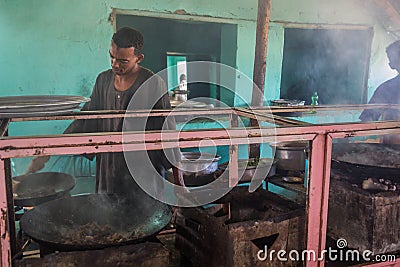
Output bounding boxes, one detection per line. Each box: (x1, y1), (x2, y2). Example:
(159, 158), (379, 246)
(270, 142), (308, 171)
(12, 172), (76, 207)
(180, 152), (221, 177)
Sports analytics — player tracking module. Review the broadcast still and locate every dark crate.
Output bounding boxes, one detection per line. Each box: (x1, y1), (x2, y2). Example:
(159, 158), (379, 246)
(175, 187), (305, 267)
(328, 176), (400, 255)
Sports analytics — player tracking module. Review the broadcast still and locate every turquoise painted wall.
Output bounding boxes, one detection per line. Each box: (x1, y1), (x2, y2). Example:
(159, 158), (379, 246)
(0, 0), (113, 136)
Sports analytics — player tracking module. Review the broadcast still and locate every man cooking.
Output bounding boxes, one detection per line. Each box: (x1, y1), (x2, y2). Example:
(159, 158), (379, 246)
(359, 40), (400, 144)
(28, 27), (185, 196)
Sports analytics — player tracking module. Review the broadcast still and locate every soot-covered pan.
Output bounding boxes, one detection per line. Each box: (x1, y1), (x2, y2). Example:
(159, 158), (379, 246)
(20, 193), (172, 251)
(13, 172), (76, 207)
(331, 143), (400, 177)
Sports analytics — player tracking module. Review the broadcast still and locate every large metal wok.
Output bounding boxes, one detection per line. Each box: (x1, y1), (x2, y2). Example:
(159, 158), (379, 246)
(20, 193), (172, 251)
(13, 172), (76, 207)
(331, 143), (400, 177)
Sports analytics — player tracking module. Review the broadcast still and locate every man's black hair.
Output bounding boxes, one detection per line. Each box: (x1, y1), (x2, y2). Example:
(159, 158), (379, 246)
(112, 27), (144, 55)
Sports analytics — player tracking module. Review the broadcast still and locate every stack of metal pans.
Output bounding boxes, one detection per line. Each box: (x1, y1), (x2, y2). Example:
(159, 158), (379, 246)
(170, 99), (213, 109)
(0, 95), (90, 118)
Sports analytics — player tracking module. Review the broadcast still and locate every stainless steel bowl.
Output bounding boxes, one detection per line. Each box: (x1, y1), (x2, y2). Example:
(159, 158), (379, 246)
(180, 152), (221, 176)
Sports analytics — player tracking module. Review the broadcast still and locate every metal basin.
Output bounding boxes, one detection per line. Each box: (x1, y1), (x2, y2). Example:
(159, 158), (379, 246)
(180, 152), (221, 177)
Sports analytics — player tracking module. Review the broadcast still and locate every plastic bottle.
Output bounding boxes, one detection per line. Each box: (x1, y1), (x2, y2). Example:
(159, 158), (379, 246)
(310, 91), (319, 113)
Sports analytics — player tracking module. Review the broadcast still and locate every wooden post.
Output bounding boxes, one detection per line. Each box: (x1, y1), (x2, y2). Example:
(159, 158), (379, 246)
(229, 114), (239, 187)
(0, 159), (11, 267)
(249, 0), (272, 159)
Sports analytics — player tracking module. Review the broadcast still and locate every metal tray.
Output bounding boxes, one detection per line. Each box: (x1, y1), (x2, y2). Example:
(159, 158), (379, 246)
(282, 176), (303, 183)
(0, 109), (78, 118)
(0, 95), (89, 116)
(170, 100), (211, 108)
(13, 172), (76, 207)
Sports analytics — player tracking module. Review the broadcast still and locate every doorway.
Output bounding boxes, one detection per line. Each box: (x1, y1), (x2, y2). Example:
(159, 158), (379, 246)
(116, 14), (237, 104)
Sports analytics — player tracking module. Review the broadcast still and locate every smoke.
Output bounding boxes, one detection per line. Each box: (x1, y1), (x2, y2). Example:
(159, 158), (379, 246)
(280, 28), (372, 105)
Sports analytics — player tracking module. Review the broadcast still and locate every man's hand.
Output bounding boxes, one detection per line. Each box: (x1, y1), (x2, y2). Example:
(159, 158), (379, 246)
(171, 164), (196, 208)
(172, 165), (185, 188)
(172, 165), (190, 196)
(27, 156), (50, 174)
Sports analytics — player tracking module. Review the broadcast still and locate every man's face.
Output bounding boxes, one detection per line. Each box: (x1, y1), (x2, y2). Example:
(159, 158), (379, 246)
(387, 49), (400, 71)
(109, 40), (143, 76)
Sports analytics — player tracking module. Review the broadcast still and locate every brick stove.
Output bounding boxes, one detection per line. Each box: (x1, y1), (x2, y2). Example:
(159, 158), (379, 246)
(328, 161), (400, 255)
(175, 187), (305, 267)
